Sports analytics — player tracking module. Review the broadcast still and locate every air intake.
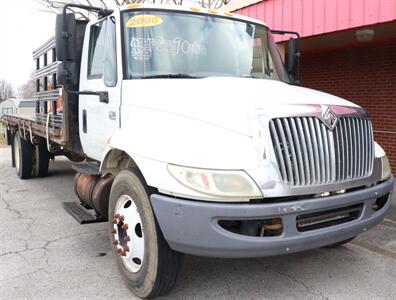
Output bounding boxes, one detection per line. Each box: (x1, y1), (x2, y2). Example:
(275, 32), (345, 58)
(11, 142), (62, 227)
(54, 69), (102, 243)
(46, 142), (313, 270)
(269, 116), (374, 186)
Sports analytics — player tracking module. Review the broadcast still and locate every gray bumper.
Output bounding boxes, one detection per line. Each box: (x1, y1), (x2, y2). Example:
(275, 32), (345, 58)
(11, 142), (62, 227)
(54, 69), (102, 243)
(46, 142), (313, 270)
(150, 176), (394, 258)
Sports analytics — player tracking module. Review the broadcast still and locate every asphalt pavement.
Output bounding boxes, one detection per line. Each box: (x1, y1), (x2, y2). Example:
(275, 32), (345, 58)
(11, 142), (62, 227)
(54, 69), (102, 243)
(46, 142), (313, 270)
(1, 146), (396, 299)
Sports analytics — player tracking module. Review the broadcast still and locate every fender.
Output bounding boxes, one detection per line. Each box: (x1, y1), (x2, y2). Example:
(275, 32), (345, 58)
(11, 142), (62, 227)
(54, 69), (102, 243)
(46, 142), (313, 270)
(101, 106), (260, 171)
(99, 114), (261, 201)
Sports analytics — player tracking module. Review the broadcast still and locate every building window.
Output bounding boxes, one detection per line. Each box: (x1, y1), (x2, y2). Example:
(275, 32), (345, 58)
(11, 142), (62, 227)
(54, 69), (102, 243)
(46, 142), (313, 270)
(2, 107), (13, 115)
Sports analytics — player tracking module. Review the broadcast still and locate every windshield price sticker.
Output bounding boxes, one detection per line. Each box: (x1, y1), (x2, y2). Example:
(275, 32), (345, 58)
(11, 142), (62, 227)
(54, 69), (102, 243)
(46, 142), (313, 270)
(130, 36), (207, 61)
(126, 15), (164, 28)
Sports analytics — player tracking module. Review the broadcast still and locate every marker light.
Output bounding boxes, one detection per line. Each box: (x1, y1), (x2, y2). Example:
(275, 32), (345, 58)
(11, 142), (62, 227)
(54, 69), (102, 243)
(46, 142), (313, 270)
(168, 165), (262, 199)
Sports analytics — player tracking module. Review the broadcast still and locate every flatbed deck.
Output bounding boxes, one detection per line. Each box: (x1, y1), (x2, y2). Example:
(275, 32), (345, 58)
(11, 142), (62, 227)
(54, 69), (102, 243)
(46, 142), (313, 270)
(2, 113), (65, 145)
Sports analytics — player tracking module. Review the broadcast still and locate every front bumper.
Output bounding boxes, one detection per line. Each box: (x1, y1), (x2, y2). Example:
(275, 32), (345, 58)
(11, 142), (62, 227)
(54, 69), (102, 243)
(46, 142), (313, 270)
(150, 176), (394, 258)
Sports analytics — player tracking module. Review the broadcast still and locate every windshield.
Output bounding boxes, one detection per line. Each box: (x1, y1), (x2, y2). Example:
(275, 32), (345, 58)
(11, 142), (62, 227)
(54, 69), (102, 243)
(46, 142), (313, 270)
(122, 10), (289, 82)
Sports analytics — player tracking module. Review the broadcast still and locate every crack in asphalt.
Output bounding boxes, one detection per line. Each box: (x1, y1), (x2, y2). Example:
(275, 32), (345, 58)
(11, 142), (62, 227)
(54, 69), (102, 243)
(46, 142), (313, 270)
(0, 230), (107, 258)
(0, 168), (111, 287)
(350, 240), (396, 260)
(382, 219), (396, 229)
(0, 267), (49, 282)
(1, 181), (36, 255)
(255, 259), (328, 299)
(0, 181), (108, 280)
(1, 182), (21, 217)
(1, 181), (107, 264)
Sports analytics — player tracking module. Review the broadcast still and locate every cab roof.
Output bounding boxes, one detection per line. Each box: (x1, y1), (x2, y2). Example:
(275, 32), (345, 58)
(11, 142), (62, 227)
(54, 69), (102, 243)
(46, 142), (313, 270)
(118, 3), (268, 28)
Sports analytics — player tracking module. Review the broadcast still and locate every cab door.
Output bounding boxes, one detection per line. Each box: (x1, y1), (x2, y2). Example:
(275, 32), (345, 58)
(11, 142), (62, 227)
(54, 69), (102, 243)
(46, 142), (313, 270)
(79, 16), (120, 160)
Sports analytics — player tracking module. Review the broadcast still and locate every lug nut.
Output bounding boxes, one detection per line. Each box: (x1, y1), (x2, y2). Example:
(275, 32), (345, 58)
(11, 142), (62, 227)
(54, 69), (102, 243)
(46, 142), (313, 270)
(114, 213), (120, 218)
(117, 247), (123, 254)
(122, 224), (129, 230)
(119, 215), (125, 221)
(124, 246), (130, 252)
(111, 218), (118, 224)
(121, 250), (127, 257)
(112, 239), (119, 245)
(124, 236), (131, 242)
(111, 229), (117, 234)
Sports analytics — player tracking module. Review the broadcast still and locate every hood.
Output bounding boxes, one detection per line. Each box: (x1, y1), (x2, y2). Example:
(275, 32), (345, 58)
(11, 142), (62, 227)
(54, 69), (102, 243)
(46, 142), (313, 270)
(122, 77), (359, 136)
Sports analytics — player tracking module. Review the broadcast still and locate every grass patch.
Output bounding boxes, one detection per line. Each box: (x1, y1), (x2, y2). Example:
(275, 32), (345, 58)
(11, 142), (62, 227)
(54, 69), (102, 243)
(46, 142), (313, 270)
(0, 122), (6, 145)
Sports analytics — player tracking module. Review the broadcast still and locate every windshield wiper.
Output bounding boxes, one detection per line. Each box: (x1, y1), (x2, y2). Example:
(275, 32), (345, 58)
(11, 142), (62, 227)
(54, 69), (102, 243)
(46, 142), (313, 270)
(141, 74), (200, 79)
(238, 74), (271, 80)
(238, 75), (260, 79)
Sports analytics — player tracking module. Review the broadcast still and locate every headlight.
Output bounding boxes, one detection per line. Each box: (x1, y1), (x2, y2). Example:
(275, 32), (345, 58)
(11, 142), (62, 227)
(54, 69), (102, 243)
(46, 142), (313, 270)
(167, 164), (262, 198)
(381, 155), (391, 180)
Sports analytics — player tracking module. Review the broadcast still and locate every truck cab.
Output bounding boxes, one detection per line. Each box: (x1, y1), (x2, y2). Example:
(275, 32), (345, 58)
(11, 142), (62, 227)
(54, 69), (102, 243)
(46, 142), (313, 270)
(77, 5), (292, 162)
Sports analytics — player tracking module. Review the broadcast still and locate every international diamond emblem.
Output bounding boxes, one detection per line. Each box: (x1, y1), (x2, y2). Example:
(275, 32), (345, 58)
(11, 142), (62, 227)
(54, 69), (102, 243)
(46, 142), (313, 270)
(322, 107), (338, 130)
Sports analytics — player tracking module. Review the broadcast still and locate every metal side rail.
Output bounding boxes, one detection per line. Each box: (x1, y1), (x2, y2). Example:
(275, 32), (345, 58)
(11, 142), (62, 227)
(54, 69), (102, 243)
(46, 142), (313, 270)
(33, 62), (58, 80)
(33, 36), (55, 60)
(34, 90), (61, 102)
(63, 202), (107, 224)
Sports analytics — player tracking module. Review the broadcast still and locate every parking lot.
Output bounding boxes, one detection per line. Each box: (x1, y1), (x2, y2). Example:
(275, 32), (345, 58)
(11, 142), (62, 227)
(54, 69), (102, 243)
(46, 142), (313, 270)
(1, 146), (396, 299)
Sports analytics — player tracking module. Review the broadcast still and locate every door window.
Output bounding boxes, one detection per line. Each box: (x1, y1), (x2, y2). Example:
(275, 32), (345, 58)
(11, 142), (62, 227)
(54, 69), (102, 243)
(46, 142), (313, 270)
(104, 17), (117, 87)
(88, 17), (117, 85)
(88, 20), (106, 78)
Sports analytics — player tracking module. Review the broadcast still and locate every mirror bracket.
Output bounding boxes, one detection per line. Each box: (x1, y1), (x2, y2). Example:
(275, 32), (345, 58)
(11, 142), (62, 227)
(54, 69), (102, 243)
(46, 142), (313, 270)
(68, 90), (109, 104)
(271, 30), (301, 85)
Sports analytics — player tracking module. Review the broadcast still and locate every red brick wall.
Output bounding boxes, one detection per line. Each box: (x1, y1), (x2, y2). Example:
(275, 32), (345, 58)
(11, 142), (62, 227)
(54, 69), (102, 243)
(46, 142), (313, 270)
(301, 42), (396, 173)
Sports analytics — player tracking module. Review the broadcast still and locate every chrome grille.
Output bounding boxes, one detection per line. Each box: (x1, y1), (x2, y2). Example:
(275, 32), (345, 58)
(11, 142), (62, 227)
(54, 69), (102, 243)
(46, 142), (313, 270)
(269, 117), (374, 186)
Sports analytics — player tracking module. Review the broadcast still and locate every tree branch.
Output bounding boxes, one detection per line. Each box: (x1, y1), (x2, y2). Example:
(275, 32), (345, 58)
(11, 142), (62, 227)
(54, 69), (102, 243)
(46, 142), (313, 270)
(34, 0), (233, 17)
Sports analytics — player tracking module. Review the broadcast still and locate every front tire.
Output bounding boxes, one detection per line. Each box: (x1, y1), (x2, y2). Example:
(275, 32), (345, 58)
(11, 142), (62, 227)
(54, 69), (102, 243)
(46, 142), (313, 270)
(14, 133), (33, 179)
(109, 169), (183, 299)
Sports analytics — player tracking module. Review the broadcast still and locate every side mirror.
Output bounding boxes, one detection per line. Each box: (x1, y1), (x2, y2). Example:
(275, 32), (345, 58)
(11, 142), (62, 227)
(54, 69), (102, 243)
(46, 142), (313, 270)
(57, 62), (79, 86)
(55, 13), (77, 61)
(286, 38), (301, 84)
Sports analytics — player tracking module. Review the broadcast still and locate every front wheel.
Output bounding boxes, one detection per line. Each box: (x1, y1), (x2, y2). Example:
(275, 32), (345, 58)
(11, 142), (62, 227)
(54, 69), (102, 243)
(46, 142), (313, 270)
(109, 169), (184, 298)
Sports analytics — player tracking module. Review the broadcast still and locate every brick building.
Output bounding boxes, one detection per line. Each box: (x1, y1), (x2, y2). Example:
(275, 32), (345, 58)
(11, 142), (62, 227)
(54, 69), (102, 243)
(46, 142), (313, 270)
(234, 0), (396, 171)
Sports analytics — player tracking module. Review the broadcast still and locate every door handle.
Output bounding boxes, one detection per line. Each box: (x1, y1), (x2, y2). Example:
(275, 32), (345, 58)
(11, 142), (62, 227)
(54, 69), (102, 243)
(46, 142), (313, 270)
(82, 109), (87, 133)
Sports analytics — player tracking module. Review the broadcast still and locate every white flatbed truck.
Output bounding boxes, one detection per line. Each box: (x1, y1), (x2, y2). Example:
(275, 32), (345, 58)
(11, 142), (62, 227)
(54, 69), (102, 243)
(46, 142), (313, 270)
(1, 3), (394, 298)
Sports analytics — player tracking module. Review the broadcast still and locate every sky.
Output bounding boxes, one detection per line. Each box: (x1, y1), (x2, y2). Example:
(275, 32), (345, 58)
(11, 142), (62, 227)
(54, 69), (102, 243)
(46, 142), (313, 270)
(0, 0), (56, 88)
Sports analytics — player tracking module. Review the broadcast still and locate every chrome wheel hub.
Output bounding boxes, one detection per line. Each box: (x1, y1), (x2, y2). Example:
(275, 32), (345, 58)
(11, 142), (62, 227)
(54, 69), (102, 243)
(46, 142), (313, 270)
(14, 137), (20, 172)
(112, 195), (144, 273)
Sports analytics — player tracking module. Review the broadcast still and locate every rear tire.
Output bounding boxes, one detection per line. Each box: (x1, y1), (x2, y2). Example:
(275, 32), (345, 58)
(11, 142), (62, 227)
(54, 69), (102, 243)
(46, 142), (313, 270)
(14, 133), (33, 179)
(10, 133), (15, 168)
(33, 138), (50, 177)
(109, 169), (184, 299)
(5, 129), (12, 146)
(324, 237), (356, 248)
